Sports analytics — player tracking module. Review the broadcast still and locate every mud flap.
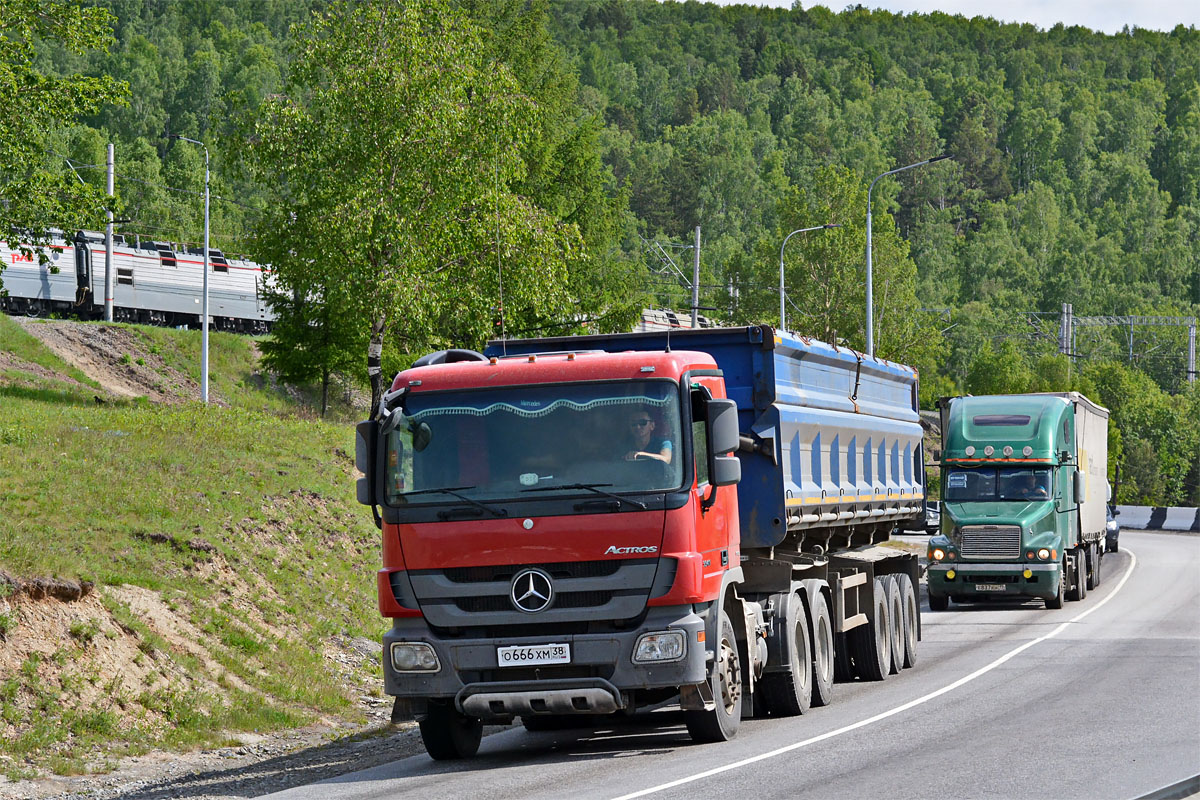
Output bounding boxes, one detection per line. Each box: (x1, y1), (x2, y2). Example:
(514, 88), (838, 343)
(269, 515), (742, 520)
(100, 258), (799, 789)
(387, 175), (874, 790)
(679, 681), (716, 711)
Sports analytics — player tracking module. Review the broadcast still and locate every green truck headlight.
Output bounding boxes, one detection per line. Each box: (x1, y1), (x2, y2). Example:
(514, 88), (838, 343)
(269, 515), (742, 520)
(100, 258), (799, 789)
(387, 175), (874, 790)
(1037, 548), (1051, 560)
(931, 548), (946, 561)
(633, 631), (685, 663)
(391, 642), (440, 673)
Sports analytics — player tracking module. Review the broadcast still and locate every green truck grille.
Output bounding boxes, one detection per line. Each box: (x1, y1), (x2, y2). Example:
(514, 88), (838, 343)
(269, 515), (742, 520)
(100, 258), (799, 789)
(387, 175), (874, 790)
(960, 525), (1022, 559)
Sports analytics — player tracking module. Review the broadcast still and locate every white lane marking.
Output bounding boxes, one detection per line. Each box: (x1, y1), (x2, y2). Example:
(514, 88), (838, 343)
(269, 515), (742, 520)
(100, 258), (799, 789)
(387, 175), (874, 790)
(612, 549), (1139, 800)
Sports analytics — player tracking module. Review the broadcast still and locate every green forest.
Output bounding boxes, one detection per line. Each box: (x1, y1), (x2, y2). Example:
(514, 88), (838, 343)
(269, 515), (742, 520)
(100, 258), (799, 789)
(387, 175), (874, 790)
(2, 0), (1197, 503)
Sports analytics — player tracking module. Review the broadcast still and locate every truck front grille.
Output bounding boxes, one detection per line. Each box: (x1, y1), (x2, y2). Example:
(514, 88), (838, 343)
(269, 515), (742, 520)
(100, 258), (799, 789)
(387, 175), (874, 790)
(959, 525), (1022, 559)
(410, 558), (659, 627)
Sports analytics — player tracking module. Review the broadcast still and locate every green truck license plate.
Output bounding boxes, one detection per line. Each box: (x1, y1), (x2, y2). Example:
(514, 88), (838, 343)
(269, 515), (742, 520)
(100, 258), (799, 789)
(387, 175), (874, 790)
(975, 583), (1006, 591)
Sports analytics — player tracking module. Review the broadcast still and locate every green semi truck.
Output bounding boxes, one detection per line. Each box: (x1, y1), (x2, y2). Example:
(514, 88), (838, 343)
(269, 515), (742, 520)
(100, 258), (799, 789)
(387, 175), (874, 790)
(927, 392), (1109, 610)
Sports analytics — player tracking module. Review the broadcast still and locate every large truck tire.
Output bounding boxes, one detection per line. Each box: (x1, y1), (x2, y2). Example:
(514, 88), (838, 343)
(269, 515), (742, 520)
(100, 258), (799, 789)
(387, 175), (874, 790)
(685, 610), (742, 743)
(1068, 549), (1087, 601)
(1088, 542), (1101, 590)
(885, 577), (904, 675)
(1046, 561), (1066, 608)
(849, 578), (891, 682)
(760, 593), (812, 716)
(833, 632), (854, 682)
(809, 591), (835, 707)
(419, 701), (483, 760)
(897, 573), (919, 669)
(928, 592), (949, 611)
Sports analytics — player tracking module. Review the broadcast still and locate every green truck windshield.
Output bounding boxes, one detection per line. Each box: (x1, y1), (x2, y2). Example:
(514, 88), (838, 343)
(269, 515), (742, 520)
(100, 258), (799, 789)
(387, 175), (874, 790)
(384, 380), (684, 505)
(945, 467), (1052, 502)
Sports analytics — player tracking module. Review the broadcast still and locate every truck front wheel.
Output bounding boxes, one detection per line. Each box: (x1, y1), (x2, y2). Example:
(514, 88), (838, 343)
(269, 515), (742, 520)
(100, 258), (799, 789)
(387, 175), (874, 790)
(685, 610), (742, 743)
(1046, 563), (1066, 609)
(419, 701), (483, 760)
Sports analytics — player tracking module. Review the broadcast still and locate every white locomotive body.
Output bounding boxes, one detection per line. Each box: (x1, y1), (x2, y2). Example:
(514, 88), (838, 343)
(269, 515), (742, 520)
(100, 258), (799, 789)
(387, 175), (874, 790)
(1, 231), (274, 332)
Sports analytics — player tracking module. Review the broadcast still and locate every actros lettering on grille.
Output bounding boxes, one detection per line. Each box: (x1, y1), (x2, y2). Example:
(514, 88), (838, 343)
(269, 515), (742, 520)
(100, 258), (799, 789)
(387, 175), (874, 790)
(604, 545), (658, 555)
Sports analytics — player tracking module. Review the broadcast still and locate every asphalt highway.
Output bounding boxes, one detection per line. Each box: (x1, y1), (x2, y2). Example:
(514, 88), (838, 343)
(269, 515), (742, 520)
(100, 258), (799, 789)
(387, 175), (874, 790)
(266, 529), (1200, 800)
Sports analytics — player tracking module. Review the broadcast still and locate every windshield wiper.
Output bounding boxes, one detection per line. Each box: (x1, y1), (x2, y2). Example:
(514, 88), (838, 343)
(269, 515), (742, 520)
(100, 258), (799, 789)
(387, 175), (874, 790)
(521, 483), (647, 510)
(403, 486), (508, 518)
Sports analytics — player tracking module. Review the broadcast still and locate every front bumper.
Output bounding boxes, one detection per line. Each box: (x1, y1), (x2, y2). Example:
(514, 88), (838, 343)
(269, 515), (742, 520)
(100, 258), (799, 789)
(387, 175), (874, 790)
(927, 562), (1062, 600)
(382, 605), (708, 718)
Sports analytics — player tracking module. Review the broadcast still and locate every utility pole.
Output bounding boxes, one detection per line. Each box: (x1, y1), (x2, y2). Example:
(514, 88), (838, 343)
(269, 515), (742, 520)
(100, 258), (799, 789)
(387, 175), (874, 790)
(105, 143), (114, 322)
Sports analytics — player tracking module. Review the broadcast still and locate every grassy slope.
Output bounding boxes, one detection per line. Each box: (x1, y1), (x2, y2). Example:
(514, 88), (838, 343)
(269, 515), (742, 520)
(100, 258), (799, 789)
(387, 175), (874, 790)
(0, 315), (383, 778)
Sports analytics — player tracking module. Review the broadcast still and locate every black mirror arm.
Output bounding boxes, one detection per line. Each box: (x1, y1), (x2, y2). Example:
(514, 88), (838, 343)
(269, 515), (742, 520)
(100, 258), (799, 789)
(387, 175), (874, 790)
(701, 484), (718, 514)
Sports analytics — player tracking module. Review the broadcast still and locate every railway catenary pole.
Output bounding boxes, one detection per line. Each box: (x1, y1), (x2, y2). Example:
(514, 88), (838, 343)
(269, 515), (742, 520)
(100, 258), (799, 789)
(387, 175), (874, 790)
(105, 144), (114, 322)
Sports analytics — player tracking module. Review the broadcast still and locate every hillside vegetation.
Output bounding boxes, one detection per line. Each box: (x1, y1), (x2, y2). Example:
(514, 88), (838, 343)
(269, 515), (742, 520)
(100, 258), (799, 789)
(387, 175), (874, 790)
(0, 315), (384, 780)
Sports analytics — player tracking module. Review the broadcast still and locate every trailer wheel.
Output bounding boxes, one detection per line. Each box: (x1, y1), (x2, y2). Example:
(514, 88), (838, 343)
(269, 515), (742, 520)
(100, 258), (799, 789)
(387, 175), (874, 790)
(685, 610), (741, 743)
(1087, 543), (1101, 590)
(897, 574), (918, 669)
(885, 577), (904, 675)
(928, 592), (949, 612)
(419, 701), (482, 760)
(1046, 562), (1066, 609)
(849, 578), (891, 682)
(833, 632), (854, 682)
(809, 591), (834, 707)
(760, 593), (812, 716)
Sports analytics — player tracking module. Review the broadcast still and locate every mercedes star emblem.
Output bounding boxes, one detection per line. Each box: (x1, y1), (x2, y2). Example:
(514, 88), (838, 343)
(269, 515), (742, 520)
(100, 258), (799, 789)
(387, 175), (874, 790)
(510, 568), (554, 613)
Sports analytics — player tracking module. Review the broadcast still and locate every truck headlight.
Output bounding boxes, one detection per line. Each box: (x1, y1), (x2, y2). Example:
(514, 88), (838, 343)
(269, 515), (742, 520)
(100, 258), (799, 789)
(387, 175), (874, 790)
(931, 548), (946, 561)
(1037, 548), (1051, 560)
(633, 631), (685, 663)
(391, 642), (440, 672)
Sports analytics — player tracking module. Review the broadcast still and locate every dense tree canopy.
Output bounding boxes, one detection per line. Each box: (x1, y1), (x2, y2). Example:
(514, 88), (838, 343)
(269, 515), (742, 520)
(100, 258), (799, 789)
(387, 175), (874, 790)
(0, 0), (127, 279)
(18, 0), (1200, 502)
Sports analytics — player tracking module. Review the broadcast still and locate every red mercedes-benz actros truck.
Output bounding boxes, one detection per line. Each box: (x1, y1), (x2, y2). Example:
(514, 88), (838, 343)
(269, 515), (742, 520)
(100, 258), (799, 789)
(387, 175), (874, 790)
(355, 325), (925, 759)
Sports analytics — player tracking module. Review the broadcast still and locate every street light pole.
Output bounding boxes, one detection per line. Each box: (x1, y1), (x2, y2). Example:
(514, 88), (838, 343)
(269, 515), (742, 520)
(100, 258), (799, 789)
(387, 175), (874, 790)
(172, 135), (210, 404)
(865, 153), (951, 356)
(779, 224), (840, 332)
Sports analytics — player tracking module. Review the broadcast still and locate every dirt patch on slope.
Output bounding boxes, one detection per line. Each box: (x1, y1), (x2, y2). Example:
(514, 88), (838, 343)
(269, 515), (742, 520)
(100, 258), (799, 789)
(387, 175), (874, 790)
(12, 319), (217, 404)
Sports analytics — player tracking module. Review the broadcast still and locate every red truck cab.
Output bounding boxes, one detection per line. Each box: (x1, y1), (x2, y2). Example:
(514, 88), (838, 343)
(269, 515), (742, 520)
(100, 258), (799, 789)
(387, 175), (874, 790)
(357, 347), (743, 757)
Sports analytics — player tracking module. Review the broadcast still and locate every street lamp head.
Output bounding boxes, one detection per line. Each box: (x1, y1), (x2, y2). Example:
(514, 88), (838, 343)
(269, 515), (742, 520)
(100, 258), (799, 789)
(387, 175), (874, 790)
(928, 153), (953, 164)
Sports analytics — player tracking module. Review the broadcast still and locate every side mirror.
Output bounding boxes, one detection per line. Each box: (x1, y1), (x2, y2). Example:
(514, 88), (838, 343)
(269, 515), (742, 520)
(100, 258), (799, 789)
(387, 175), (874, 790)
(410, 420), (432, 452)
(1073, 470), (1085, 502)
(710, 455), (741, 487)
(706, 398), (740, 455)
(355, 420), (378, 506)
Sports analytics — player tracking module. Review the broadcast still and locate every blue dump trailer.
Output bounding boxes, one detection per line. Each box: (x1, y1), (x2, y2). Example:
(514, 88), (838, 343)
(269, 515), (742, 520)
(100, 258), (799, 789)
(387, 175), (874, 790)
(358, 324), (927, 758)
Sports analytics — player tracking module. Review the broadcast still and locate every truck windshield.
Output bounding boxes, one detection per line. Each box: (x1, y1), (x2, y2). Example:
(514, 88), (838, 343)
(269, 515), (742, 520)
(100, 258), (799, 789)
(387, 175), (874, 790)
(383, 380), (684, 505)
(944, 467), (1052, 502)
